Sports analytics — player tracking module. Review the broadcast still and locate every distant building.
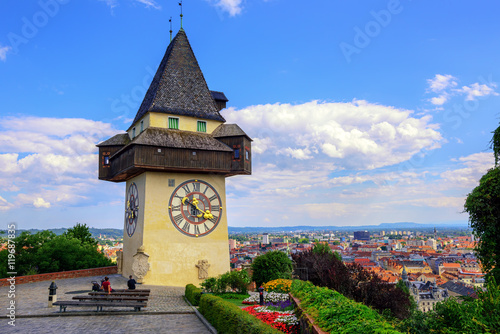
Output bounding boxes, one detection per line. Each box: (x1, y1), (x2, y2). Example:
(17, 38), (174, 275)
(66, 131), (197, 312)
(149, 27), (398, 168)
(402, 267), (449, 312)
(229, 239), (237, 250)
(354, 231), (370, 241)
(262, 233), (269, 244)
(426, 238), (437, 250)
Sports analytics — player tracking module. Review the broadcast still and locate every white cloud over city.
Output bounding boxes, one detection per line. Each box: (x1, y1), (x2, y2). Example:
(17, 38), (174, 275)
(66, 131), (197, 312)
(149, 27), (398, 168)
(427, 74), (498, 106)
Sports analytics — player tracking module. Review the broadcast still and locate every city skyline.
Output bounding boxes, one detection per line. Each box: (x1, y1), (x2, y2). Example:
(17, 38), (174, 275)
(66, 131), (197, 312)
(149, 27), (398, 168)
(1, 1), (499, 229)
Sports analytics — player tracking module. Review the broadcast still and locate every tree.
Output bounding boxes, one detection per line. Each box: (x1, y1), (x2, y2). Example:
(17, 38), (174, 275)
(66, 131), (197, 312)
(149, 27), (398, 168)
(464, 122), (500, 282)
(0, 224), (112, 278)
(293, 248), (412, 319)
(63, 223), (97, 246)
(251, 251), (293, 287)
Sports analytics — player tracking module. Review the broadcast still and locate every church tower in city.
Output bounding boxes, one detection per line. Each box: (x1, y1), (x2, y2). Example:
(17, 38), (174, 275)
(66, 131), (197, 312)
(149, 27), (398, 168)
(97, 27), (252, 286)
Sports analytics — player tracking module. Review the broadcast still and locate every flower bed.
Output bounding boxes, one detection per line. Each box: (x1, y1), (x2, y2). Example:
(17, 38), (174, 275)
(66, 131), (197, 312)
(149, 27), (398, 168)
(243, 305), (299, 334)
(263, 279), (293, 293)
(243, 291), (291, 305)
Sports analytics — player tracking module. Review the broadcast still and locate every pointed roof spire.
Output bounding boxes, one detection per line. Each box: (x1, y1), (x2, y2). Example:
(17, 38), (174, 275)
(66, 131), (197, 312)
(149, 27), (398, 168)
(179, 1), (183, 29)
(131, 29), (225, 126)
(169, 17), (173, 42)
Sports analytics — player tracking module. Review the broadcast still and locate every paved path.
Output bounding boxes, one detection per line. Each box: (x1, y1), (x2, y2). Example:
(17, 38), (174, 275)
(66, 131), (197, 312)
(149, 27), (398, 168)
(0, 274), (213, 333)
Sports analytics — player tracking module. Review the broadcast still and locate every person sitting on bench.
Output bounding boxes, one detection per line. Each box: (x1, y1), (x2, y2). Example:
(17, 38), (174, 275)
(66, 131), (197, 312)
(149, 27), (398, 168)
(101, 277), (113, 294)
(127, 275), (137, 290)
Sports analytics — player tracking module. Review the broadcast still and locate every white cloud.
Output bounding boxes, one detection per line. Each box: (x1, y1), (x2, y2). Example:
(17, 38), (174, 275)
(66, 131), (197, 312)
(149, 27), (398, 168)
(206, 0), (243, 16)
(0, 116), (121, 210)
(134, 0), (161, 9)
(224, 100), (442, 170)
(457, 82), (499, 101)
(427, 74), (458, 93)
(0, 44), (11, 61)
(426, 74), (498, 105)
(0, 196), (14, 211)
(430, 94), (449, 106)
(97, 0), (161, 10)
(33, 197), (51, 208)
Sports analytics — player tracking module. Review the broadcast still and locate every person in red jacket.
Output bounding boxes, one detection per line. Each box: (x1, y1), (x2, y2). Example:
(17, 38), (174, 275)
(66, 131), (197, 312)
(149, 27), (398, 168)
(101, 277), (112, 294)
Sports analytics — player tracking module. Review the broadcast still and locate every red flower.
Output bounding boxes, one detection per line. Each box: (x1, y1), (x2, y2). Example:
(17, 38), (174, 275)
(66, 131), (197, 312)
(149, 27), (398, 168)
(242, 306), (299, 334)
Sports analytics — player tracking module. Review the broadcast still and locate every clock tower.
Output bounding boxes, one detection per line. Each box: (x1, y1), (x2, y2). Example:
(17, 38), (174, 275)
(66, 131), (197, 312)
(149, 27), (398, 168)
(97, 28), (251, 286)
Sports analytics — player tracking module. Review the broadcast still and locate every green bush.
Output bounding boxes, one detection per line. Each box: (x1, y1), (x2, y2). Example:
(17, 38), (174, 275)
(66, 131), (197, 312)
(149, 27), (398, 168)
(251, 250), (293, 287)
(201, 277), (217, 293)
(201, 270), (251, 294)
(199, 294), (281, 334)
(291, 280), (402, 334)
(185, 284), (202, 306)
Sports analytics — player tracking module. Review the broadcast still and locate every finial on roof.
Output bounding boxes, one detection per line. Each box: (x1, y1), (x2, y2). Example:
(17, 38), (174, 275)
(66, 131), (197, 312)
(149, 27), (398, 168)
(169, 17), (173, 42)
(179, 1), (183, 29)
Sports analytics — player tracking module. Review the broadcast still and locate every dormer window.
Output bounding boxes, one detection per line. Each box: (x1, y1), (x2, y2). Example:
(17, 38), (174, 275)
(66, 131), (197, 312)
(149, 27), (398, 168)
(140, 120), (144, 132)
(197, 120), (207, 132)
(168, 117), (179, 129)
(132, 127), (136, 139)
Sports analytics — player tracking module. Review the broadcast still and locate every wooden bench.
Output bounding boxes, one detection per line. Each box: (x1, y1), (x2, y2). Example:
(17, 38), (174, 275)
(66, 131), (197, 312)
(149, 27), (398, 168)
(111, 289), (151, 293)
(53, 300), (147, 312)
(73, 295), (148, 302)
(89, 291), (150, 296)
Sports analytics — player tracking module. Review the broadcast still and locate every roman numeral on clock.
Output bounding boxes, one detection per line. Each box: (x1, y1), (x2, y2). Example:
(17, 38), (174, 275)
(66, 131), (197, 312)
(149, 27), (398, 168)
(171, 205), (181, 211)
(203, 223), (210, 232)
(182, 184), (191, 194)
(193, 225), (200, 235)
(211, 206), (220, 212)
(193, 182), (200, 192)
(173, 214), (184, 224)
(209, 195), (217, 202)
(181, 221), (190, 233)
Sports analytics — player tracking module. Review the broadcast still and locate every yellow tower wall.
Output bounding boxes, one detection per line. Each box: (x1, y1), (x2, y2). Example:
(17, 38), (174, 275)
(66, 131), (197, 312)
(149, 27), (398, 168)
(127, 112), (223, 139)
(122, 171), (230, 287)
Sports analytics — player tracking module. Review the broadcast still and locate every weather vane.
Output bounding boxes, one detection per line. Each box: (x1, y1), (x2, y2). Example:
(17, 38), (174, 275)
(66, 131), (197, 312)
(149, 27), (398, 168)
(179, 1), (183, 29)
(169, 16), (173, 42)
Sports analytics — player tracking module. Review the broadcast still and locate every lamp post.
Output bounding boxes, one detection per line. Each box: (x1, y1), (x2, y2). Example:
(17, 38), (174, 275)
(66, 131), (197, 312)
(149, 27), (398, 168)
(48, 281), (58, 307)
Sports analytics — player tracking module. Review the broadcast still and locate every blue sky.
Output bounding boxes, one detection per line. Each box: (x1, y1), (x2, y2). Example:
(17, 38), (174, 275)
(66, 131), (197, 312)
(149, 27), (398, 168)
(1, 0), (499, 230)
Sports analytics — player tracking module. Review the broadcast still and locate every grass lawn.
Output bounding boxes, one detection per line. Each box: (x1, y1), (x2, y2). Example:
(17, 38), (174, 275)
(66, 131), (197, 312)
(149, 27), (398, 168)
(214, 293), (250, 307)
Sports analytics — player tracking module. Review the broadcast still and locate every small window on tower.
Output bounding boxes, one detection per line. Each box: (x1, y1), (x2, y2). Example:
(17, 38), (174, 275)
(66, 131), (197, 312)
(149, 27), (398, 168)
(245, 149), (250, 160)
(132, 127), (136, 139)
(140, 120), (144, 132)
(234, 149), (240, 159)
(168, 179), (175, 187)
(104, 156), (110, 165)
(197, 121), (207, 132)
(168, 117), (179, 129)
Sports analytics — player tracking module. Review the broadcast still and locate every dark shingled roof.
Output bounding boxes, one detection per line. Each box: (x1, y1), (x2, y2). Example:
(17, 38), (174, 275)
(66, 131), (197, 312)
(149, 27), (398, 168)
(439, 281), (476, 297)
(128, 127), (232, 152)
(97, 134), (130, 147)
(212, 124), (252, 141)
(210, 91), (228, 102)
(131, 29), (225, 126)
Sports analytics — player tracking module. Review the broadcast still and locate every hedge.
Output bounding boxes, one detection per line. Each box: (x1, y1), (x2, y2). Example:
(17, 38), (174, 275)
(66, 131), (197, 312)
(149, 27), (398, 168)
(199, 294), (282, 334)
(185, 284), (202, 306)
(291, 280), (403, 334)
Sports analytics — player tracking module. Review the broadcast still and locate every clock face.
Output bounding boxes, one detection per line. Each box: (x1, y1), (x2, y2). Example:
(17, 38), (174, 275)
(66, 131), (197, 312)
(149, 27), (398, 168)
(168, 179), (222, 237)
(125, 182), (139, 237)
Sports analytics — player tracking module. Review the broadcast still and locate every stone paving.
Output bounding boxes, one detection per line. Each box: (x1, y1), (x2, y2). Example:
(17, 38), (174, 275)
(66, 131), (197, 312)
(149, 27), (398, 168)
(0, 274), (213, 333)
